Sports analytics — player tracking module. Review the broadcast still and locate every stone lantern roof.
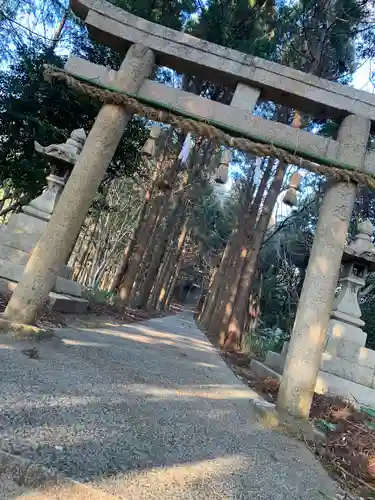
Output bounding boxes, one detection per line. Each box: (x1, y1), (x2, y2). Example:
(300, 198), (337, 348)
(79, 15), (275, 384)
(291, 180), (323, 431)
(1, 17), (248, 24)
(342, 219), (375, 272)
(34, 128), (86, 169)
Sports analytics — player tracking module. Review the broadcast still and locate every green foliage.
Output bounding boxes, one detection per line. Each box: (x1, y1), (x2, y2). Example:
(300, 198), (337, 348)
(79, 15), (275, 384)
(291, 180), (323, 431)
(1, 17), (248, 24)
(0, 0), (69, 63)
(245, 328), (285, 359)
(0, 45), (148, 196)
(83, 285), (117, 306)
(191, 186), (233, 253)
(188, 0), (275, 56)
(275, 0), (374, 77)
(0, 0), (197, 197)
(108, 0), (197, 29)
(360, 300), (375, 350)
(258, 195), (319, 333)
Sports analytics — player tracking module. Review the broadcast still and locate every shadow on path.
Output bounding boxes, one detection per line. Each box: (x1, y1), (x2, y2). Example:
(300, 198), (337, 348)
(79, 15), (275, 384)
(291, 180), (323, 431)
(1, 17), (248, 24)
(0, 311), (339, 499)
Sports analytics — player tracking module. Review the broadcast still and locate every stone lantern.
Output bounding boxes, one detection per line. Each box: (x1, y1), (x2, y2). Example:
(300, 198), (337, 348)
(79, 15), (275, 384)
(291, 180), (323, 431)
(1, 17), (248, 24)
(251, 219), (375, 407)
(330, 219), (375, 330)
(26, 128), (86, 221)
(309, 219), (375, 405)
(0, 128), (88, 312)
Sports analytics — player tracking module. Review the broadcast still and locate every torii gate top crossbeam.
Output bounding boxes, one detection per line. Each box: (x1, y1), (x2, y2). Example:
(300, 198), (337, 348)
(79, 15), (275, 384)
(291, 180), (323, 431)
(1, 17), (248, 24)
(71, 0), (375, 125)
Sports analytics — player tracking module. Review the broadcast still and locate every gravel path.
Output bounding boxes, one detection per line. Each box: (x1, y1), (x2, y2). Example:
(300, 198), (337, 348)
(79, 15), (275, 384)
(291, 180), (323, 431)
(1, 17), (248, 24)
(0, 311), (340, 499)
(0, 474), (29, 499)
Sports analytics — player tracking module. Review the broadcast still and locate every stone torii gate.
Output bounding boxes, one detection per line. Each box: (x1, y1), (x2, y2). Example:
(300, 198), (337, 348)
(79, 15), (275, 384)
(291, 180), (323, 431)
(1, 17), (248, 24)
(5, 0), (375, 418)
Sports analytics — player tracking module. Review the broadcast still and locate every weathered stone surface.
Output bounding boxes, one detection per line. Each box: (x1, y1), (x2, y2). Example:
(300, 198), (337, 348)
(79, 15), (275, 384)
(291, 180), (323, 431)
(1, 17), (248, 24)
(5, 44), (155, 324)
(0, 229), (41, 255)
(316, 370), (375, 407)
(65, 57), (366, 173)
(364, 150), (375, 175)
(325, 335), (361, 359)
(60, 265), (74, 280)
(0, 260), (82, 298)
(330, 309), (365, 327)
(347, 219), (375, 254)
(24, 175), (66, 222)
(320, 352), (374, 387)
(231, 82), (260, 110)
(249, 359), (282, 381)
(277, 115), (371, 418)
(34, 128), (86, 166)
(6, 213), (47, 235)
(358, 347), (375, 370)
(0, 245), (29, 266)
(70, 0), (375, 124)
(0, 279), (88, 314)
(264, 351), (284, 374)
(326, 317), (367, 345)
(0, 259), (29, 283)
(324, 335), (375, 370)
(277, 180), (358, 417)
(281, 341), (289, 357)
(0, 277), (17, 299)
(47, 292), (88, 314)
(54, 277), (82, 298)
(250, 357), (375, 407)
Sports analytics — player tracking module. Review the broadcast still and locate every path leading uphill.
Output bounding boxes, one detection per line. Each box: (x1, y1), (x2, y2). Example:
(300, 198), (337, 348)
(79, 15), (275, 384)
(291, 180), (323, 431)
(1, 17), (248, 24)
(0, 311), (342, 499)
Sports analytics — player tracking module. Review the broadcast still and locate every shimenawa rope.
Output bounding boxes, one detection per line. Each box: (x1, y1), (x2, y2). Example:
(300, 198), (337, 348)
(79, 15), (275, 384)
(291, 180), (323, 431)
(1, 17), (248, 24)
(43, 66), (375, 190)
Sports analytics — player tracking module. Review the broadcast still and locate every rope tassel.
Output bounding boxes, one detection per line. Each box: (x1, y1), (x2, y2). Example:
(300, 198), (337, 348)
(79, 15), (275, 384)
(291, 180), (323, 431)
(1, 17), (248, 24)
(43, 66), (375, 190)
(215, 150), (232, 184)
(283, 172), (301, 207)
(142, 125), (162, 156)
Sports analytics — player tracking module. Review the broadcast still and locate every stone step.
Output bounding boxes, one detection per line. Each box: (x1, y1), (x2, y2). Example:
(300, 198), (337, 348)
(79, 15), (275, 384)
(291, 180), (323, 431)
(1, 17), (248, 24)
(324, 336), (375, 369)
(250, 359), (375, 407)
(48, 292), (88, 314)
(264, 351), (284, 374)
(249, 359), (282, 381)
(0, 278), (88, 314)
(0, 260), (82, 298)
(320, 352), (375, 387)
(5, 212), (47, 235)
(316, 370), (375, 407)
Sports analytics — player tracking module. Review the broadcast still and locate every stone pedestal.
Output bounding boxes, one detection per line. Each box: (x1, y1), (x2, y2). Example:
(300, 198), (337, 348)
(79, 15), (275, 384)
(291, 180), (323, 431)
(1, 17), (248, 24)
(0, 130), (89, 313)
(5, 44), (155, 324)
(251, 220), (375, 408)
(276, 114), (371, 418)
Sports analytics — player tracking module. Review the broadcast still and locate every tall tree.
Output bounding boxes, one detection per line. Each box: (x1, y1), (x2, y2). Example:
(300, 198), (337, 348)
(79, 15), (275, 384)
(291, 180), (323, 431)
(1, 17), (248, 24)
(196, 0), (375, 351)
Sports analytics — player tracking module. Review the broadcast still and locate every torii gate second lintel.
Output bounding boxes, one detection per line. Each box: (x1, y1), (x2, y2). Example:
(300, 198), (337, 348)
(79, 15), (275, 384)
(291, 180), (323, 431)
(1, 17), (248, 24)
(59, 55), (375, 183)
(68, 0), (375, 179)
(70, 0), (375, 125)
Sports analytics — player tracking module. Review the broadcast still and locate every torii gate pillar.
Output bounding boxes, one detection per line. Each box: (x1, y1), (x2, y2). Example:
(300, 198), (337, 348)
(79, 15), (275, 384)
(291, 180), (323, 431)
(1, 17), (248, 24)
(277, 114), (371, 418)
(4, 44), (155, 324)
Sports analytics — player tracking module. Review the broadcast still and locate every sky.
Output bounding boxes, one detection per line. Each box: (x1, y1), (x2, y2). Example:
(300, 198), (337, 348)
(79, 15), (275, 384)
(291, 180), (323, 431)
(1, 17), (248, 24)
(16, 2), (375, 94)
(12, 3), (375, 221)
